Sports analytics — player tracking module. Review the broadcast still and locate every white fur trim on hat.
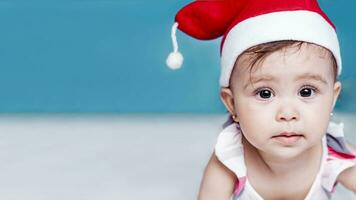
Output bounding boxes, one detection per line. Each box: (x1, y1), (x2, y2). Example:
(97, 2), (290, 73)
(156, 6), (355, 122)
(220, 10), (342, 87)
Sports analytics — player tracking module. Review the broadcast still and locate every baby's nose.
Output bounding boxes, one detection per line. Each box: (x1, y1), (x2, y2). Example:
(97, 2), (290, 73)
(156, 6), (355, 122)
(275, 101), (299, 122)
(277, 113), (298, 122)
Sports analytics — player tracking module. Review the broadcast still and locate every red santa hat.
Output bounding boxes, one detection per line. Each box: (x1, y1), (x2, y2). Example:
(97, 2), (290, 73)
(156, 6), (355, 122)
(166, 0), (342, 87)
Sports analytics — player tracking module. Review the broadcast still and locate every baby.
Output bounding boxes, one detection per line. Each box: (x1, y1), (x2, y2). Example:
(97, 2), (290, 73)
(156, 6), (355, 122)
(199, 41), (356, 200)
(166, 0), (356, 199)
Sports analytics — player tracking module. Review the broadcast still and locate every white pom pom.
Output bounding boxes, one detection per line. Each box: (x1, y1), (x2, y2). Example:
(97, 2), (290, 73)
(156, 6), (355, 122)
(166, 51), (183, 70)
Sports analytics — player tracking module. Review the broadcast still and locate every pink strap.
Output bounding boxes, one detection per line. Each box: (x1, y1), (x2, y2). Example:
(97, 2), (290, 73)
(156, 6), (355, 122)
(234, 176), (247, 196)
(327, 146), (356, 160)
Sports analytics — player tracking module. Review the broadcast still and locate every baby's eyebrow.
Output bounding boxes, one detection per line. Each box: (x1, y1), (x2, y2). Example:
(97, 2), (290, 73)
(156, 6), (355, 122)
(294, 73), (328, 85)
(243, 75), (275, 89)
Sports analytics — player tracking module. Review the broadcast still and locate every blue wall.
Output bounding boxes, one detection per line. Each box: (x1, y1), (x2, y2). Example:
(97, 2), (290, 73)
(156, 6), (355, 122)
(0, 0), (355, 113)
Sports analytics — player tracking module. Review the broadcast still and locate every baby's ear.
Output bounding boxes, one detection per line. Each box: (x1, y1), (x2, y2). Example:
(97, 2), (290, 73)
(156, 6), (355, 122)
(332, 81), (342, 109)
(220, 87), (236, 116)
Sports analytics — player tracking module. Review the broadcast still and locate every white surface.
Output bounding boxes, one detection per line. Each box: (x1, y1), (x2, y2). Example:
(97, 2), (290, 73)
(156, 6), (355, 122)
(0, 113), (354, 199)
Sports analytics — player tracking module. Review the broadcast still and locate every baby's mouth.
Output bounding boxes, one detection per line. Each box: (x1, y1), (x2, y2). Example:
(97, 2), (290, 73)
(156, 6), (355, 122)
(273, 132), (304, 137)
(272, 132), (304, 145)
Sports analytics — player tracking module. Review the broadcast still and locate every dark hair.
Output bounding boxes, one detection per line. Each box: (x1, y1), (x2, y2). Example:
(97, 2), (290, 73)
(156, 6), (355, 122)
(229, 40), (338, 87)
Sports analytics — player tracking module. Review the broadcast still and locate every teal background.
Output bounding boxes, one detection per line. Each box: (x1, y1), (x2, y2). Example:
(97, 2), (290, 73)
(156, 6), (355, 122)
(0, 0), (355, 113)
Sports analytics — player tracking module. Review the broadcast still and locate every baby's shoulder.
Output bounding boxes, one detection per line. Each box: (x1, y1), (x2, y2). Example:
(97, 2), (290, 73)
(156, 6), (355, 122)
(322, 122), (356, 192)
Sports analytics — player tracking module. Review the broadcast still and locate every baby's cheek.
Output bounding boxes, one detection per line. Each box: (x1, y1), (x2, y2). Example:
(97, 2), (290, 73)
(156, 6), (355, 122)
(303, 109), (330, 139)
(240, 117), (271, 138)
(241, 110), (272, 130)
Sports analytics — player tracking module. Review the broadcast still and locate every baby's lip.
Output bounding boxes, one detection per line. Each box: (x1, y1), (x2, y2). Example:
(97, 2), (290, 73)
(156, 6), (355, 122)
(273, 132), (304, 137)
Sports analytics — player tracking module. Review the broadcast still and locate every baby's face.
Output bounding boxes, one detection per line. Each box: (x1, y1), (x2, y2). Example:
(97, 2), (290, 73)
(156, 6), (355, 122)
(221, 43), (341, 159)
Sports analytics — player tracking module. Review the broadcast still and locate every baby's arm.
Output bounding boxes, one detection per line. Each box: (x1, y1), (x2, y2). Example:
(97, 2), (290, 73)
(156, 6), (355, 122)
(198, 153), (237, 200)
(337, 141), (356, 193)
(337, 165), (356, 193)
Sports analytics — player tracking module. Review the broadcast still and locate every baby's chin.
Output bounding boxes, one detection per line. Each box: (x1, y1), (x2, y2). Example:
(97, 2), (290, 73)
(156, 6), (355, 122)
(258, 138), (318, 160)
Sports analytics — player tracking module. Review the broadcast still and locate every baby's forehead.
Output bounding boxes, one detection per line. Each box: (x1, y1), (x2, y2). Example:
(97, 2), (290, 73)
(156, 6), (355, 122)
(241, 43), (330, 63)
(302, 43), (333, 58)
(230, 43), (335, 85)
(238, 43), (332, 70)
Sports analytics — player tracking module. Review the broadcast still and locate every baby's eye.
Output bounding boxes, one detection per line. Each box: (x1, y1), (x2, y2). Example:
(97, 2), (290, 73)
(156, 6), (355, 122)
(299, 86), (317, 97)
(255, 88), (274, 99)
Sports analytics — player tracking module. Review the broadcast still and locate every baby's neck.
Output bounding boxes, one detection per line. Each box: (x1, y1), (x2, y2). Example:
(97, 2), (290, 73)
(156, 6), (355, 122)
(242, 136), (323, 178)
